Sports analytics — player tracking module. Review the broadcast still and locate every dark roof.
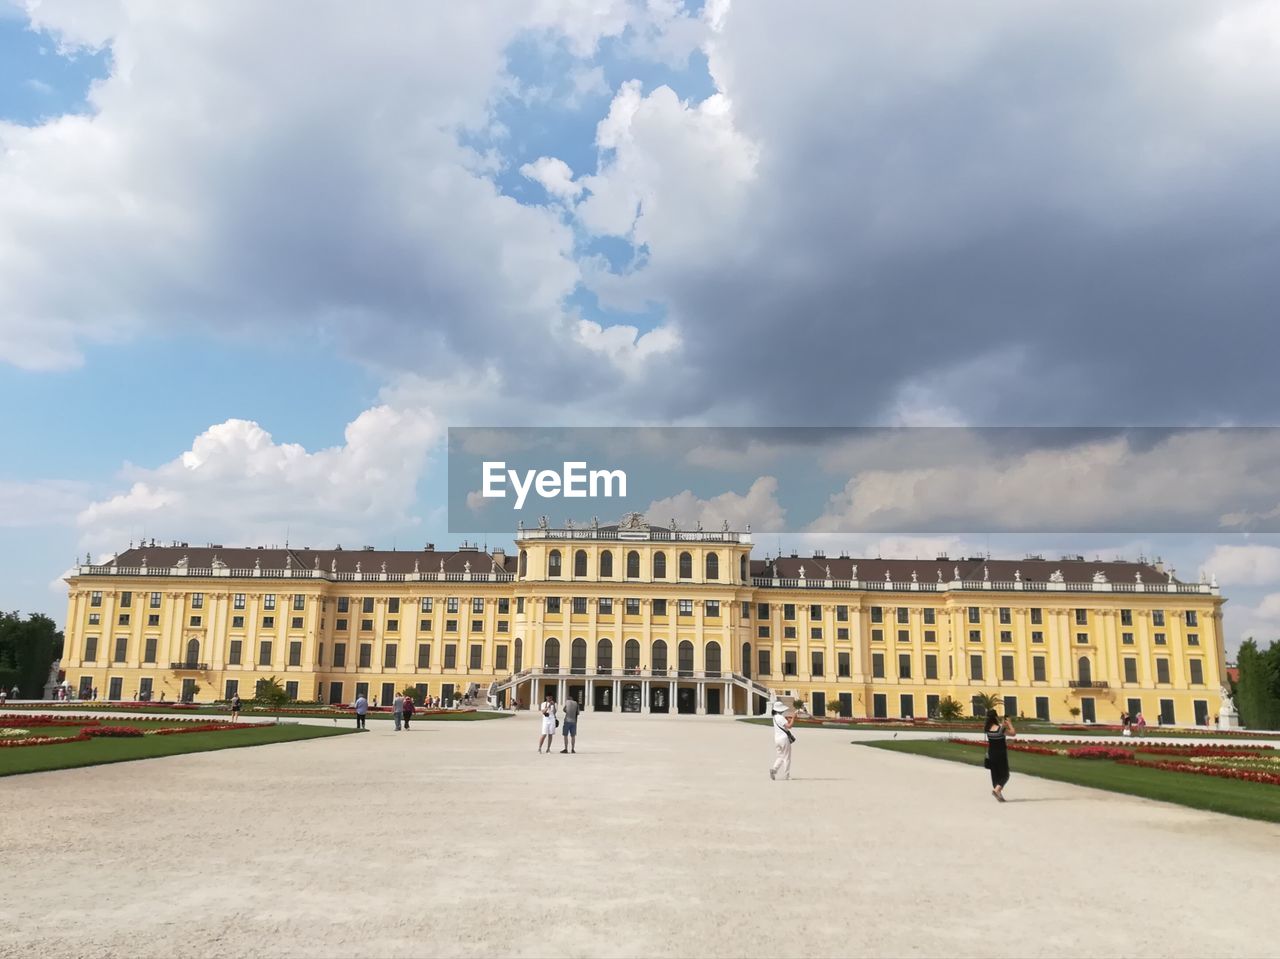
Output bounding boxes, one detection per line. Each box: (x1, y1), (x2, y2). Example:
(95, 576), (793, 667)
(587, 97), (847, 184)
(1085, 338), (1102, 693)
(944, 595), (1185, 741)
(107, 546), (509, 576)
(750, 556), (1174, 585)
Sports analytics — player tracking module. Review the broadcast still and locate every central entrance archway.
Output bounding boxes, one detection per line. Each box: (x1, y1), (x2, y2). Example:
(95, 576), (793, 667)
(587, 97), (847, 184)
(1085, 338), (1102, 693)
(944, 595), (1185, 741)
(621, 683), (642, 712)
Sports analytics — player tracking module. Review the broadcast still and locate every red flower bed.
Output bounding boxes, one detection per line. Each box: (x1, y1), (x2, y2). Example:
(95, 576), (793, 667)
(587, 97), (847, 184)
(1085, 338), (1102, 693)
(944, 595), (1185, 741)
(148, 722), (247, 736)
(1119, 757), (1280, 787)
(84, 725), (145, 738)
(1066, 746), (1132, 760)
(0, 733), (89, 748)
(947, 738), (1058, 756)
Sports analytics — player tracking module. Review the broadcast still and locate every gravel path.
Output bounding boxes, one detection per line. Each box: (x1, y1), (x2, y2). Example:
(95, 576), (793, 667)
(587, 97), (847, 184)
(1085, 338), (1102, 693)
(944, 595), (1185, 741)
(4, 713), (1277, 958)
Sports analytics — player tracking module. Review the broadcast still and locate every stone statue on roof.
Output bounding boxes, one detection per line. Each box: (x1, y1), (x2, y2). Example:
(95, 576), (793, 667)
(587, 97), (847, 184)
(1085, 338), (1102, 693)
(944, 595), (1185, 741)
(1050, 569), (1064, 583)
(314, 556), (320, 570)
(175, 555), (189, 569)
(566, 518), (574, 529)
(937, 569), (944, 583)
(954, 565), (960, 581)
(1093, 570), (1107, 584)
(696, 519), (703, 532)
(254, 557), (260, 570)
(670, 517), (678, 531)
(798, 565), (806, 578)
(825, 564), (831, 579)
(331, 558), (337, 573)
(464, 560), (471, 574)
(212, 555), (226, 570)
(591, 516), (599, 530)
(439, 558), (445, 573)
(911, 570), (918, 583)
(1168, 568), (1176, 582)
(413, 559), (419, 574)
(722, 519), (730, 532)
(1014, 569), (1021, 582)
(884, 570), (891, 582)
(538, 515), (549, 530)
(381, 561), (387, 574)
(355, 561), (361, 574)
(1135, 571), (1142, 583)
(983, 565), (989, 581)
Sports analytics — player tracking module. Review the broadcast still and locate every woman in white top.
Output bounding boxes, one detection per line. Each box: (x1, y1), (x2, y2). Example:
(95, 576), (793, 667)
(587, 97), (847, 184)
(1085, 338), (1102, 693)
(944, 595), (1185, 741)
(538, 695), (558, 754)
(770, 701), (795, 780)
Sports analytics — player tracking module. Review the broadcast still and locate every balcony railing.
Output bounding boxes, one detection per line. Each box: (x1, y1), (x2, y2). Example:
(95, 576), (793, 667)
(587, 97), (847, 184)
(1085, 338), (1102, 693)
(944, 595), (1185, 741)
(169, 661), (209, 671)
(1068, 680), (1110, 689)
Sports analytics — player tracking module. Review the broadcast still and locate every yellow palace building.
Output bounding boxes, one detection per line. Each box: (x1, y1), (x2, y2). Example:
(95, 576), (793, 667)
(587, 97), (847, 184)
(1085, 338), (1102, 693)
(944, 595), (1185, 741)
(61, 514), (1226, 725)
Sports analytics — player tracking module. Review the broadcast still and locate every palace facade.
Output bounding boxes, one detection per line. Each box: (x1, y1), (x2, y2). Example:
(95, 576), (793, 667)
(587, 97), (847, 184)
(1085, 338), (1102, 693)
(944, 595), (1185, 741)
(61, 516), (1227, 724)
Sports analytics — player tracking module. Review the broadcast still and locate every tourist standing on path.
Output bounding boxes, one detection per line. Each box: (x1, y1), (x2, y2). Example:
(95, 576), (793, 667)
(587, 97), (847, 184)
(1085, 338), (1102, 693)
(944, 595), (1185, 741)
(538, 694), (557, 753)
(1135, 712), (1147, 736)
(354, 694), (369, 730)
(985, 709), (1017, 802)
(403, 694), (415, 730)
(769, 701), (795, 780)
(393, 693), (404, 731)
(230, 694), (242, 722)
(560, 696), (580, 753)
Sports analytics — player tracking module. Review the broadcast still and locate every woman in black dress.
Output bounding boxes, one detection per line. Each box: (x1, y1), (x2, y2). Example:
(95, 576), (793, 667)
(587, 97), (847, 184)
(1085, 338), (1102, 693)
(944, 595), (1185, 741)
(985, 709), (1017, 802)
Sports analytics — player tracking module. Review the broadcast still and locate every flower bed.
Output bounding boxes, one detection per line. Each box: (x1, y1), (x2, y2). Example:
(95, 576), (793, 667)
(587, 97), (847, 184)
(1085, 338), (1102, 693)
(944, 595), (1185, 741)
(1066, 746), (1132, 760)
(84, 725), (145, 738)
(1119, 756), (1280, 787)
(0, 717), (256, 748)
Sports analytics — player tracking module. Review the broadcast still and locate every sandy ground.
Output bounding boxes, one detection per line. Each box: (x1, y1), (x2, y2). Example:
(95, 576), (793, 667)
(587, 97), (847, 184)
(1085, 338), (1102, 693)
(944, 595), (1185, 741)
(4, 714), (1278, 959)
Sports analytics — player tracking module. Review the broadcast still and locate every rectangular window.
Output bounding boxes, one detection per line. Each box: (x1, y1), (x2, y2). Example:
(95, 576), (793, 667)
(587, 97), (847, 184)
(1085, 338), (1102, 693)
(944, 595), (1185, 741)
(498, 598), (509, 614)
(1156, 658), (1171, 684)
(286, 594), (302, 612)
(1001, 655), (1014, 681)
(872, 653), (885, 679)
(358, 644), (372, 668)
(1186, 610), (1198, 627)
(362, 597), (374, 614)
(999, 607), (1011, 624)
(811, 627), (822, 640)
(291, 617), (304, 629)
(783, 604), (796, 621)
(1159, 699), (1176, 725)
(419, 597), (432, 613)
(1030, 608), (1042, 625)
(784, 626), (796, 639)
(653, 599), (667, 616)
(417, 642), (431, 668)
(836, 605), (849, 622)
(1155, 632), (1167, 645)
(146, 615), (158, 627)
(258, 641), (272, 666)
(1076, 632), (1088, 644)
(837, 627), (849, 640)
(872, 693), (887, 719)
(757, 625), (770, 638)
(758, 649), (771, 676)
(234, 593), (246, 610)
(924, 630), (936, 643)
(516, 597), (524, 613)
(546, 598), (561, 614)
(1120, 608), (1132, 626)
(1035, 696), (1050, 721)
(418, 619), (429, 631)
(1000, 630), (1012, 643)
(263, 594), (276, 611)
(757, 603), (769, 618)
(1189, 660), (1204, 685)
(925, 654), (938, 680)
(898, 653), (911, 679)
(969, 630), (981, 643)
(1033, 656), (1046, 682)
(678, 599), (693, 616)
(229, 640), (243, 665)
(872, 628), (883, 642)
(1121, 631), (1134, 645)
(1031, 630), (1043, 643)
(338, 597), (350, 613)
(470, 619), (482, 632)
(626, 598), (640, 616)
(118, 614), (130, 626)
(900, 694), (915, 719)
(189, 616), (202, 627)
(317, 642), (325, 666)
(191, 593), (204, 609)
(88, 613), (100, 625)
(497, 620), (508, 633)
(968, 606), (980, 624)
(447, 597), (459, 614)
(496, 646), (509, 671)
(923, 607), (935, 625)
(113, 637), (127, 663)
(469, 645), (482, 670)
(838, 652), (851, 678)
(84, 636), (98, 661)
(289, 642), (303, 667)
(1152, 610), (1165, 627)
(599, 598), (612, 615)
(1003, 695), (1018, 719)
(573, 597), (587, 614)
(871, 606), (883, 624)
(810, 604), (822, 620)
(444, 644), (457, 669)
(896, 607), (908, 624)
(360, 618), (373, 631)
(811, 651), (824, 677)
(384, 644), (397, 669)
(970, 654), (984, 681)
(472, 597), (484, 614)
(1187, 633), (1200, 646)
(896, 629), (908, 643)
(225, 679), (239, 700)
(926, 694), (940, 718)
(335, 618), (348, 631)
(263, 616), (275, 629)
(285, 681), (298, 701)
(333, 643), (346, 668)
(90, 591), (102, 607)
(783, 651), (797, 676)
(143, 636), (157, 663)
(1124, 658), (1138, 683)
(1075, 608), (1087, 625)
(150, 592), (161, 609)
(707, 600), (720, 618)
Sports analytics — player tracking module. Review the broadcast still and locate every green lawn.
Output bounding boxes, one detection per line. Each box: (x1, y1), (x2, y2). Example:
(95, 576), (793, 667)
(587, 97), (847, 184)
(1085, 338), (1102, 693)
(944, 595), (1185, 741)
(0, 724), (355, 777)
(861, 739), (1280, 824)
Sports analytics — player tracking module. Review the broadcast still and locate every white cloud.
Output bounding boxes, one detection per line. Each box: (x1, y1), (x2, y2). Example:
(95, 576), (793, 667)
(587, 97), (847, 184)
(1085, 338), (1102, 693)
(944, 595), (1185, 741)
(520, 156), (584, 202)
(1201, 544), (1280, 586)
(22, 78), (54, 95)
(646, 475), (785, 532)
(75, 405), (442, 553)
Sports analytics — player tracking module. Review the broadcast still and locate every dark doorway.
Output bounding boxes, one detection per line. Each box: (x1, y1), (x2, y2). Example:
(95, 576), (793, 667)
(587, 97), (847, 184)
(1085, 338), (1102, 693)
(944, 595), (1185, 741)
(838, 692), (853, 718)
(677, 687), (696, 714)
(442, 682), (455, 705)
(1127, 697), (1142, 720)
(329, 682), (344, 705)
(1036, 696), (1050, 721)
(742, 642), (751, 679)
(138, 677), (153, 702)
(1194, 699), (1209, 725)
(1159, 699), (1176, 724)
(811, 691), (826, 717)
(899, 694), (913, 719)
(650, 685), (669, 713)
(180, 678), (197, 703)
(108, 677), (123, 701)
(594, 683), (613, 711)
(1081, 697), (1096, 723)
(568, 684), (585, 708)
(622, 684), (642, 712)
(706, 687), (721, 715)
(872, 692), (887, 719)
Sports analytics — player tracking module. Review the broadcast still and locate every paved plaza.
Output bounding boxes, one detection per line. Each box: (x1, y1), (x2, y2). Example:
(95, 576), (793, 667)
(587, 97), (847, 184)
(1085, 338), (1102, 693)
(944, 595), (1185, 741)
(4, 714), (1278, 958)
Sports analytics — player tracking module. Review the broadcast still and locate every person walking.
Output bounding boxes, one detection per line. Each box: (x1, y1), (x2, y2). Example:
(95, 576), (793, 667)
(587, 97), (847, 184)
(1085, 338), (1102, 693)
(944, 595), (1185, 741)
(354, 693), (369, 730)
(402, 693), (416, 730)
(985, 709), (1017, 802)
(230, 693), (242, 722)
(538, 694), (557, 754)
(1135, 711), (1147, 737)
(393, 693), (404, 731)
(560, 695), (580, 753)
(769, 701), (795, 780)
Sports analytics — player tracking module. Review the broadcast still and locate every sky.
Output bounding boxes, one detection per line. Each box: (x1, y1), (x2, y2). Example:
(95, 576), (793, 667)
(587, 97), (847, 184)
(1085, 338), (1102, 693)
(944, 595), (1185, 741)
(2, 0), (1280, 655)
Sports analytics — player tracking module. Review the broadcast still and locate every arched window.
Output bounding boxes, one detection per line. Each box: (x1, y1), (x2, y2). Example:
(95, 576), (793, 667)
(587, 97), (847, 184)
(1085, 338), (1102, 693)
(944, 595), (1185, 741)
(548, 549), (561, 578)
(597, 639), (613, 674)
(740, 555), (747, 583)
(678, 640), (695, 675)
(625, 639), (641, 670)
(574, 549), (588, 577)
(706, 552), (719, 580)
(653, 551), (666, 579)
(706, 641), (722, 676)
(626, 550), (640, 578)
(600, 550), (613, 578)
(185, 637), (200, 667)
(571, 638), (587, 673)
(1078, 656), (1092, 685)
(652, 639), (668, 673)
(514, 638), (523, 672)
(544, 637), (560, 670)
(742, 641), (752, 679)
(679, 551), (693, 579)
(518, 550), (527, 578)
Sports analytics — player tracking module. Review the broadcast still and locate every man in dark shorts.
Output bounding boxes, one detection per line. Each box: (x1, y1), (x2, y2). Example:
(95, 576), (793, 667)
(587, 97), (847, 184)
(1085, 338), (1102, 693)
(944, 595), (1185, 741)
(559, 695), (580, 753)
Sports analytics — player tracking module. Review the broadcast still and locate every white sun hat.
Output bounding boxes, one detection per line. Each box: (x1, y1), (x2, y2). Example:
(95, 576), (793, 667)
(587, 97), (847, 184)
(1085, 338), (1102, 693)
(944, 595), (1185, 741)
(771, 701), (788, 713)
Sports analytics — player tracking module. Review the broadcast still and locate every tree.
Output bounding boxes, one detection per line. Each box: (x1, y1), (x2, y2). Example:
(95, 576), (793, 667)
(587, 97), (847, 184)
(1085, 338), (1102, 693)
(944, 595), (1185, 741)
(0, 612), (63, 698)
(399, 684), (424, 706)
(1235, 639), (1280, 730)
(971, 692), (1001, 717)
(255, 676), (291, 723)
(933, 696), (965, 721)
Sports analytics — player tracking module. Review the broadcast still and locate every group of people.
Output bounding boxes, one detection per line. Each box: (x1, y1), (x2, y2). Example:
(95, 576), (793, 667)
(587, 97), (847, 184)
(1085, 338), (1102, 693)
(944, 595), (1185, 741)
(1120, 710), (1148, 736)
(392, 694), (417, 730)
(536, 694), (580, 754)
